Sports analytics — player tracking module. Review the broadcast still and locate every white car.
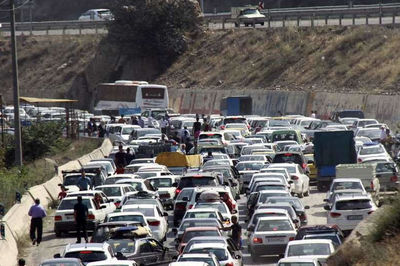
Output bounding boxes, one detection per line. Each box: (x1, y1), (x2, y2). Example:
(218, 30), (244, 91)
(185, 242), (243, 266)
(94, 184), (136, 207)
(260, 167), (291, 181)
(116, 179), (157, 194)
(355, 128), (381, 142)
(326, 178), (367, 201)
(119, 125), (142, 142)
(104, 174), (140, 185)
(54, 196), (114, 237)
(183, 208), (227, 225)
(357, 144), (391, 163)
(120, 204), (168, 242)
(193, 201), (234, 223)
(326, 195), (376, 232)
(351, 119), (379, 130)
(268, 163), (310, 197)
(249, 173), (291, 192)
(247, 217), (297, 260)
(87, 261), (138, 266)
(247, 208), (291, 231)
(55, 243), (118, 264)
(284, 239), (335, 263)
(104, 212), (151, 231)
(78, 9), (113, 21)
(147, 176), (180, 210)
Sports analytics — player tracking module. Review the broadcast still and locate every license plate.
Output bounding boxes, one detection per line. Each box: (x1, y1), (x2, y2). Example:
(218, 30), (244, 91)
(266, 237), (285, 243)
(66, 214), (74, 220)
(347, 215), (363, 220)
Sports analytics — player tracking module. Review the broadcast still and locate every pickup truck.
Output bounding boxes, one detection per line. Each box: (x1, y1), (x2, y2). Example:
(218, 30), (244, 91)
(54, 196), (116, 237)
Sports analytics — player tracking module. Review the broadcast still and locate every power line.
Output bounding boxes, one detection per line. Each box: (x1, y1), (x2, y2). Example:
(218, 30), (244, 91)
(0, 0), (32, 12)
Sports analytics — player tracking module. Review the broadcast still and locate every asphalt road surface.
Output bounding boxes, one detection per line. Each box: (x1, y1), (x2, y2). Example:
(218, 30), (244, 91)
(22, 186), (326, 266)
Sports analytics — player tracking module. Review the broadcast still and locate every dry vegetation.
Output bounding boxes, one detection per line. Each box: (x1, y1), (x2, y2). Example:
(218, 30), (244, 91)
(158, 26), (400, 93)
(0, 35), (101, 103)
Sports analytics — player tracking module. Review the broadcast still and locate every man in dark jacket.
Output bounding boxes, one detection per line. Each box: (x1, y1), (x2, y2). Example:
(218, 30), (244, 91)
(74, 196), (88, 243)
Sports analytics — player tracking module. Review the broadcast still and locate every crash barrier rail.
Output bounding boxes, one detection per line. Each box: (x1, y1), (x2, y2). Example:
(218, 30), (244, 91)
(0, 20), (108, 35)
(0, 138), (113, 266)
(205, 4), (400, 28)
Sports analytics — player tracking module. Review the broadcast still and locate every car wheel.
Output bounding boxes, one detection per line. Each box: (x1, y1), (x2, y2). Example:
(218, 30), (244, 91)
(304, 186), (310, 197)
(260, 22), (265, 26)
(235, 22), (239, 27)
(55, 230), (62, 237)
(244, 23), (249, 27)
(298, 186), (304, 198)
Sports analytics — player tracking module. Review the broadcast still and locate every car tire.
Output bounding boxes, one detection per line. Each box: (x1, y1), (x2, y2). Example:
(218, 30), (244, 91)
(298, 186), (304, 198)
(55, 230), (62, 237)
(304, 186), (310, 197)
(260, 22), (265, 26)
(244, 23), (249, 27)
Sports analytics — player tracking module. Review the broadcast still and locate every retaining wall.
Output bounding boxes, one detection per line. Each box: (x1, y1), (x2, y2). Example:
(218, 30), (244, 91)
(0, 138), (113, 266)
(169, 88), (400, 128)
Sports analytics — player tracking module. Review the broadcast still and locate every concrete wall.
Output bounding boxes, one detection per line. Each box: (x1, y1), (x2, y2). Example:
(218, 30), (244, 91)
(169, 88), (400, 129)
(0, 138), (113, 266)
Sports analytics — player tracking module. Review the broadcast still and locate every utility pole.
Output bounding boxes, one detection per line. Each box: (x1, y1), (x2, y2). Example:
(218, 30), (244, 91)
(10, 0), (23, 167)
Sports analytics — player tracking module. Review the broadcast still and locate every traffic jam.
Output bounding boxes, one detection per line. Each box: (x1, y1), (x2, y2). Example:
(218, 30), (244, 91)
(40, 111), (399, 266)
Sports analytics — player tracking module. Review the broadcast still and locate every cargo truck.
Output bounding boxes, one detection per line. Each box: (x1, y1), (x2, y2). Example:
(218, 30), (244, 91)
(313, 131), (357, 191)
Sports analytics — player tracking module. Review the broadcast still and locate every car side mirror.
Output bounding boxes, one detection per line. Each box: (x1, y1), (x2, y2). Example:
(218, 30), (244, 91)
(172, 182), (178, 187)
(288, 180), (293, 184)
(53, 254), (61, 258)
(235, 255), (242, 260)
(163, 212), (168, 217)
(324, 205), (331, 211)
(323, 199), (329, 202)
(293, 219), (299, 224)
(231, 210), (238, 214)
(304, 205), (310, 210)
(248, 226), (254, 232)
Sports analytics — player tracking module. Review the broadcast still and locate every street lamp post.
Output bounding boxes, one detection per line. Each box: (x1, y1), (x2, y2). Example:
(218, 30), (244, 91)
(9, 0), (23, 166)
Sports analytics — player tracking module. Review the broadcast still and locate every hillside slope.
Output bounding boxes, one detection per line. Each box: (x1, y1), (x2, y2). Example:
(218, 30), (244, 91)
(157, 26), (400, 94)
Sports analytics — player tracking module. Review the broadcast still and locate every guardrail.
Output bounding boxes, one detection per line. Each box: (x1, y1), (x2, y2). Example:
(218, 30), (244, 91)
(0, 20), (108, 35)
(205, 4), (400, 28)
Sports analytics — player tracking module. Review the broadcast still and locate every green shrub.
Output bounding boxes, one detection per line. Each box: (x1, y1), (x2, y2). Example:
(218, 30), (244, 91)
(108, 0), (202, 68)
(369, 196), (400, 242)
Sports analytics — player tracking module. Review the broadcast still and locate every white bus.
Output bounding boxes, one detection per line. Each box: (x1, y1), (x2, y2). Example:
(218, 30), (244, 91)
(95, 80), (169, 114)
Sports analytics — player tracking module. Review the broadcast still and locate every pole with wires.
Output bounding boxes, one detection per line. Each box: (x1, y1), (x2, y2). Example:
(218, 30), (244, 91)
(10, 0), (23, 166)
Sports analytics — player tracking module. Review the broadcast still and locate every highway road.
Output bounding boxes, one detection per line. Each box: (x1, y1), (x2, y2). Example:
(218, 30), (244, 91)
(21, 186), (327, 266)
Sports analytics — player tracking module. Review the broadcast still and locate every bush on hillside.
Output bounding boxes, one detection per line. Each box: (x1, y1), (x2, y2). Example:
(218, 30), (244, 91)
(369, 196), (400, 242)
(108, 0), (202, 68)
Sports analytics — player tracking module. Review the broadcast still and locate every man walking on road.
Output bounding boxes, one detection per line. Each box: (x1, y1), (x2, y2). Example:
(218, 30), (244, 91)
(74, 196), (88, 243)
(28, 198), (46, 246)
(77, 171), (92, 191)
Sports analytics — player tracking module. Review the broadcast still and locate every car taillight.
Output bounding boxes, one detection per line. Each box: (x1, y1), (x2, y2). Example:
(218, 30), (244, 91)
(302, 163), (307, 169)
(148, 220), (160, 226)
(253, 237), (263, 244)
(188, 204), (193, 209)
(175, 188), (182, 195)
(330, 212), (341, 218)
(114, 201), (121, 208)
(87, 214), (95, 220)
(54, 215), (62, 221)
(358, 158), (362, 163)
(220, 125), (225, 130)
(225, 263), (234, 266)
(289, 237), (295, 241)
(391, 175), (398, 182)
(370, 181), (374, 190)
(368, 211), (374, 215)
(291, 176), (299, 180)
(160, 193), (171, 199)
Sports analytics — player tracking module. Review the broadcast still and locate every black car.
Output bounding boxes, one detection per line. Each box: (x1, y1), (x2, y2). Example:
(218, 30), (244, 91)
(107, 237), (177, 266)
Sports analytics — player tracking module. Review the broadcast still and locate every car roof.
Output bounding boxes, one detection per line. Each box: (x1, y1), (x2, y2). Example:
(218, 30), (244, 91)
(254, 208), (289, 214)
(259, 190), (290, 194)
(333, 178), (362, 182)
(189, 242), (226, 249)
(179, 253), (214, 258)
(86, 260), (134, 266)
(288, 239), (333, 245)
(257, 216), (291, 221)
(40, 258), (82, 263)
(278, 257), (319, 263)
(184, 226), (219, 232)
(335, 195), (371, 201)
(107, 211), (144, 217)
(65, 243), (108, 252)
(95, 184), (130, 188)
(186, 208), (218, 213)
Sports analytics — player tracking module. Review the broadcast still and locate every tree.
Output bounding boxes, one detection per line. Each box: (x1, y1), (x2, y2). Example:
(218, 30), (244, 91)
(108, 0), (202, 68)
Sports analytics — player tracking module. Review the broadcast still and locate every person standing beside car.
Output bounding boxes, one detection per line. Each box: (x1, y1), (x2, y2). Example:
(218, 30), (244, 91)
(74, 196), (88, 243)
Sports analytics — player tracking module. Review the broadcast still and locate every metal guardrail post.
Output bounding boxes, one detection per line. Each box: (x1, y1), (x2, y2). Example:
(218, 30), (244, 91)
(268, 16), (271, 28)
(297, 16), (300, 26)
(283, 16), (286, 27)
(353, 14), (356, 25)
(252, 18), (256, 28)
(46, 26), (50, 35)
(339, 14), (342, 26)
(63, 26), (66, 35)
(79, 24), (82, 35)
(379, 4), (382, 24)
(206, 19), (209, 28)
(393, 13), (396, 25)
(366, 14), (369, 25)
(222, 18), (225, 30)
(95, 22), (98, 34)
(325, 16), (328, 25)
(311, 13), (315, 27)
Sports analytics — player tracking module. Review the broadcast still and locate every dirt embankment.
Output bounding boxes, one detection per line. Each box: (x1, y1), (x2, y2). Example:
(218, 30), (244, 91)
(157, 26), (400, 94)
(2, 26), (400, 110)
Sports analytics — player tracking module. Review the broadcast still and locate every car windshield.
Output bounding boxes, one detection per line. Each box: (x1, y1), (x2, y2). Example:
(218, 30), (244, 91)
(357, 129), (380, 139)
(185, 212), (217, 219)
(288, 243), (331, 256)
(99, 187), (122, 196)
(189, 248), (228, 261)
(149, 178), (172, 188)
(180, 220), (219, 231)
(256, 219), (293, 231)
(269, 120), (290, 127)
(108, 215), (145, 224)
(259, 193), (289, 203)
(122, 127), (135, 134)
(236, 162), (264, 171)
(195, 203), (227, 214)
(269, 166), (296, 174)
(332, 182), (363, 191)
(359, 146), (385, 155)
(64, 251), (107, 262)
(358, 120), (377, 127)
(63, 175), (80, 186)
(108, 239), (136, 253)
(179, 257), (216, 266)
(58, 199), (91, 210)
(376, 162), (397, 173)
(256, 184), (285, 192)
(266, 198), (302, 209)
(123, 207), (154, 217)
(137, 129), (160, 137)
(224, 118), (246, 124)
(122, 182), (143, 191)
(183, 230), (219, 242)
(180, 177), (217, 187)
(304, 234), (341, 246)
(335, 199), (372, 210)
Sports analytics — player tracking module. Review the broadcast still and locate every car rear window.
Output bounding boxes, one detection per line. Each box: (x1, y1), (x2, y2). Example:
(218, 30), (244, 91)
(253, 213), (286, 225)
(359, 146), (384, 155)
(236, 162), (264, 171)
(179, 177), (217, 188)
(108, 215), (145, 224)
(256, 220), (293, 231)
(98, 187), (122, 196)
(64, 251), (107, 262)
(108, 239), (136, 253)
(272, 154), (303, 165)
(288, 243), (331, 256)
(199, 134), (222, 139)
(58, 199), (92, 210)
(259, 193), (289, 203)
(123, 207), (154, 217)
(189, 248), (228, 261)
(178, 257), (216, 266)
(195, 203), (227, 214)
(180, 220), (219, 231)
(183, 230), (219, 242)
(335, 199), (372, 210)
(41, 262), (80, 266)
(255, 184), (286, 192)
(224, 118), (246, 125)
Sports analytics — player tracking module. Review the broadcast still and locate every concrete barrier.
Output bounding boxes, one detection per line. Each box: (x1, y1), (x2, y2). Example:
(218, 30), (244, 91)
(0, 139), (111, 266)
